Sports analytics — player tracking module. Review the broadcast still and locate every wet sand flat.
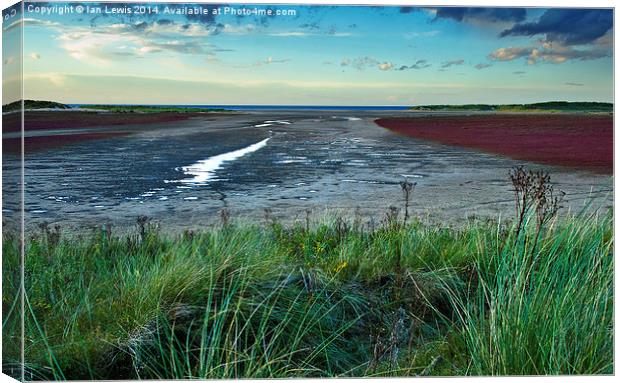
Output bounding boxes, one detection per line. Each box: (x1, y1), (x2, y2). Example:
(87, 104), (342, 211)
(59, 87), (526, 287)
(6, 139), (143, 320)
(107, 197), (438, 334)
(2, 110), (613, 233)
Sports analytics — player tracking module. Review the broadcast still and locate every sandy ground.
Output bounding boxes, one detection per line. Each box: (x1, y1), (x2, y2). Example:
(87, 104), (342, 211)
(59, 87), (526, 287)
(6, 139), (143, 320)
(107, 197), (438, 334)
(2, 110), (613, 235)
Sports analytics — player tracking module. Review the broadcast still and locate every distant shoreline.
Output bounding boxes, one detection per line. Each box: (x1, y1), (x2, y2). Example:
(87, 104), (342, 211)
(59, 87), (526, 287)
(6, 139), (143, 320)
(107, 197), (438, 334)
(2, 100), (613, 114)
(70, 104), (412, 112)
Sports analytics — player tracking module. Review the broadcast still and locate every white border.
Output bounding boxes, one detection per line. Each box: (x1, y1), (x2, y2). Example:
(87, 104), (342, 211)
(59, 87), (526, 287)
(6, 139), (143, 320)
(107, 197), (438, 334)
(0, 1), (616, 383)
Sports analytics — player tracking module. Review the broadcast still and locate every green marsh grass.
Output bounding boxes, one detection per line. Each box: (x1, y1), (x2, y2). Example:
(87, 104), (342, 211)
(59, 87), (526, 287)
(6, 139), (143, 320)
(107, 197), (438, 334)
(445, 212), (613, 375)
(1, 206), (613, 379)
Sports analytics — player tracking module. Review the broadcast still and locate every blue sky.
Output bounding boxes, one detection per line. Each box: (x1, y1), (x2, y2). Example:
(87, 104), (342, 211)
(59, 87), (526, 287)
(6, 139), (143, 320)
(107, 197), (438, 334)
(2, 2), (614, 105)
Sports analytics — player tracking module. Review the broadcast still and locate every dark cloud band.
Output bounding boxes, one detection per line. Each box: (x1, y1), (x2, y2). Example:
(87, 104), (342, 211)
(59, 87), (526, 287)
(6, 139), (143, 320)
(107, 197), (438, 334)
(500, 9), (613, 45)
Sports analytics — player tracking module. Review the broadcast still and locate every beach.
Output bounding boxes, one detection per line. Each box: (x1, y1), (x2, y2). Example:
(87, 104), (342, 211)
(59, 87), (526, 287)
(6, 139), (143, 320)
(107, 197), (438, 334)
(2, 110), (613, 233)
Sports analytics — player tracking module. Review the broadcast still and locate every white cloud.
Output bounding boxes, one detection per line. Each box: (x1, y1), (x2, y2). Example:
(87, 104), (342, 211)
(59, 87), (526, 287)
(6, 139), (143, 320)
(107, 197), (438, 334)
(220, 23), (258, 35)
(489, 47), (531, 62)
(269, 31), (353, 37)
(269, 31), (312, 37)
(4, 17), (60, 32)
(341, 57), (429, 72)
(378, 62), (394, 71)
(57, 30), (134, 65)
(21, 18), (231, 66)
(139, 46), (162, 54)
(53, 22), (221, 65)
(255, 56), (291, 66)
(489, 44), (609, 65)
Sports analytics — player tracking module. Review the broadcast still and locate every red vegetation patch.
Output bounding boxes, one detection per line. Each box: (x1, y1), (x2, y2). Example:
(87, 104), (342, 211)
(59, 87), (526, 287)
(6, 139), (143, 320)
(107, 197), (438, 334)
(2, 111), (206, 153)
(3, 132), (129, 154)
(375, 114), (613, 174)
(2, 111), (200, 133)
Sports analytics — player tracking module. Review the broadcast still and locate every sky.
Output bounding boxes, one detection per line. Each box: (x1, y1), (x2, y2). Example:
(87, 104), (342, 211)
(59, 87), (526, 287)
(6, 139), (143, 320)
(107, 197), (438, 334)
(1, 2), (614, 105)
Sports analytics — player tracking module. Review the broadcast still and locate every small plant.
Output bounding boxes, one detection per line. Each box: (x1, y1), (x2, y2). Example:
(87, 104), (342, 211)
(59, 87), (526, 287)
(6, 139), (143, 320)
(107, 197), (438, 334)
(263, 208), (274, 226)
(334, 216), (349, 242)
(400, 179), (416, 225)
(367, 331), (384, 374)
(305, 208), (312, 232)
(103, 223), (112, 240)
(388, 307), (408, 370)
(219, 208), (231, 227)
(38, 222), (61, 248)
(353, 207), (363, 234)
(367, 216), (377, 232)
(384, 206), (400, 228)
(38, 222), (61, 262)
(136, 216), (151, 241)
(532, 172), (565, 229)
(509, 166), (564, 241)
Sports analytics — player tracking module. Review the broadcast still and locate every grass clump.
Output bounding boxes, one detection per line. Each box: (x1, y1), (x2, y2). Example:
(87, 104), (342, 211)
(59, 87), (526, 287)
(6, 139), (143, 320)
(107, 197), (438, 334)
(448, 212), (613, 375)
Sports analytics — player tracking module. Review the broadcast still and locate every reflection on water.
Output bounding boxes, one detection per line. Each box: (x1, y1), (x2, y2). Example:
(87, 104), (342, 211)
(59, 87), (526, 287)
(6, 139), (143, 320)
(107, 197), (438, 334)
(171, 137), (271, 185)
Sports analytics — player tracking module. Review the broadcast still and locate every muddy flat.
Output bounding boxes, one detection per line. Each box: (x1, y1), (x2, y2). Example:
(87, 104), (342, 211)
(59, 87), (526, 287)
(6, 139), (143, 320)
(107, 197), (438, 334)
(2, 110), (613, 233)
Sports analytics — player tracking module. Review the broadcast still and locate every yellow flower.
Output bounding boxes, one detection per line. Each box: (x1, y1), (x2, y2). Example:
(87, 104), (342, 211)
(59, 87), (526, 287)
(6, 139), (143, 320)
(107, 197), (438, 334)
(314, 242), (325, 254)
(334, 261), (348, 273)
